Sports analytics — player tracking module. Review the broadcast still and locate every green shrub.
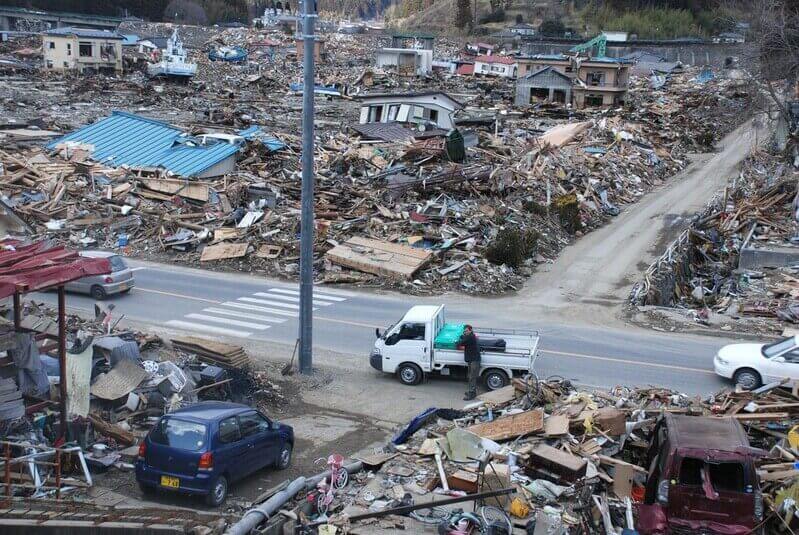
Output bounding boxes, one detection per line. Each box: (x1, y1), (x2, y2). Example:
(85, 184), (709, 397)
(486, 228), (540, 267)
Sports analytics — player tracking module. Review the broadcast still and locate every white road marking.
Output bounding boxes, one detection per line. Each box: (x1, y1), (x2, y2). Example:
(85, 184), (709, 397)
(220, 301), (299, 317)
(268, 288), (347, 301)
(185, 313), (271, 330)
(253, 292), (333, 306)
(238, 297), (304, 310)
(203, 307), (286, 324)
(165, 320), (252, 337)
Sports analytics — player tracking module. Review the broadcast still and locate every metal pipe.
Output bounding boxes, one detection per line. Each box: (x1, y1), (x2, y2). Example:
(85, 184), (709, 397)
(298, 0), (316, 375)
(57, 286), (67, 438)
(225, 476), (306, 535)
(225, 460), (364, 535)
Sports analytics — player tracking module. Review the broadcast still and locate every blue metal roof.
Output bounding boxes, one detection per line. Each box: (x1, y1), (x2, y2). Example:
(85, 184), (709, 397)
(44, 27), (124, 40)
(238, 126), (287, 152)
(47, 112), (241, 178)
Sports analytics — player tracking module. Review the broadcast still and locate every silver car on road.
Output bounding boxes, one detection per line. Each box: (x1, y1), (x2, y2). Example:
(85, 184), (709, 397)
(65, 251), (135, 299)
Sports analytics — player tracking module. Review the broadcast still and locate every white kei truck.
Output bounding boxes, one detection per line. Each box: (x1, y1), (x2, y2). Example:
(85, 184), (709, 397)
(369, 305), (540, 390)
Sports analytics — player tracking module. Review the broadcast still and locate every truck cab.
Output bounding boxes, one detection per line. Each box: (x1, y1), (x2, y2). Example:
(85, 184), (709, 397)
(370, 305), (539, 390)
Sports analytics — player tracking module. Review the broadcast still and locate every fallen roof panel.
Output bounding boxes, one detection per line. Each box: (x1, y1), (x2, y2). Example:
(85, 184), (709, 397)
(0, 240), (111, 298)
(46, 111), (241, 178)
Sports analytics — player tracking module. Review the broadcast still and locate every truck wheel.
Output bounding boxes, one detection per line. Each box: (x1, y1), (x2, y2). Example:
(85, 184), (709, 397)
(484, 370), (509, 391)
(397, 363), (423, 386)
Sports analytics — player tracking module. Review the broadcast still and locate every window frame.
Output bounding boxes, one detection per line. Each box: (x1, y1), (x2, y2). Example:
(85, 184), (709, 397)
(217, 415), (242, 444)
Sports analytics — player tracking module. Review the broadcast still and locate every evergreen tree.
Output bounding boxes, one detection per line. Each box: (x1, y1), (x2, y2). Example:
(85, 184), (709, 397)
(455, 0), (473, 29)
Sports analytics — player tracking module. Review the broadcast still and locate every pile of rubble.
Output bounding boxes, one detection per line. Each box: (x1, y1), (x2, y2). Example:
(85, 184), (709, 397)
(249, 377), (799, 534)
(0, 21), (753, 294)
(633, 147), (799, 336)
(0, 299), (284, 501)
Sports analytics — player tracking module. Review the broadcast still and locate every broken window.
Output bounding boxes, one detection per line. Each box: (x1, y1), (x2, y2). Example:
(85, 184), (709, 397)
(585, 94), (604, 107)
(679, 457), (746, 493)
(48, 41), (55, 49)
(387, 104), (400, 121)
(100, 43), (116, 60)
(368, 105), (383, 123)
(67, 43), (71, 56)
(587, 71), (604, 86)
(46, 60), (53, 69)
(79, 42), (93, 57)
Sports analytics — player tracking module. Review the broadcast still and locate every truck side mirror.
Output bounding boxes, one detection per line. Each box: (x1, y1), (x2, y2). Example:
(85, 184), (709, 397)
(375, 328), (381, 339)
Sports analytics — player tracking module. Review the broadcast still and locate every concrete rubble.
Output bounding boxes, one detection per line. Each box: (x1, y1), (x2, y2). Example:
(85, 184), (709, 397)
(0, 23), (754, 295)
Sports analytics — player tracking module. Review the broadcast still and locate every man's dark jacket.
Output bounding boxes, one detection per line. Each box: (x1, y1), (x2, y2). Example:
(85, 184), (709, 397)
(459, 331), (480, 362)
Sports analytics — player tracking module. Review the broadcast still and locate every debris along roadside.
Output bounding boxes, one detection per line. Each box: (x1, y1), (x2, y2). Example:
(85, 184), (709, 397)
(0, 297), (288, 505)
(1, 22), (752, 295)
(631, 145), (799, 337)
(226, 377), (799, 535)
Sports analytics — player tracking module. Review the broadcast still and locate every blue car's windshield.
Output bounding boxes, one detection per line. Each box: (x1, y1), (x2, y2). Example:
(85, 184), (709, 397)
(150, 418), (207, 451)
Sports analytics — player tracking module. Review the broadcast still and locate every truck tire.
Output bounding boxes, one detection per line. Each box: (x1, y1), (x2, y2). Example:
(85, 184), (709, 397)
(397, 363), (423, 386)
(483, 369), (509, 391)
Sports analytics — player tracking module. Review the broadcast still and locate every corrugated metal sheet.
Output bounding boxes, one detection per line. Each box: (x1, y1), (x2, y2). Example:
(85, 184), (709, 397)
(46, 112), (240, 178)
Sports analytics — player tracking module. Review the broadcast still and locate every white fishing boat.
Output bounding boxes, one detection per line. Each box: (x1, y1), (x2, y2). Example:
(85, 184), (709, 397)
(147, 29), (197, 79)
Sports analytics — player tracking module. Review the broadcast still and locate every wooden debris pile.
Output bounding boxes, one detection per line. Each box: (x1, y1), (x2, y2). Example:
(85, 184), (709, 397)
(633, 148), (799, 336)
(287, 378), (799, 534)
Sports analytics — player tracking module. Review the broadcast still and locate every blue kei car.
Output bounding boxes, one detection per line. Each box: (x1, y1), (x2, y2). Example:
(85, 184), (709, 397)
(135, 402), (294, 506)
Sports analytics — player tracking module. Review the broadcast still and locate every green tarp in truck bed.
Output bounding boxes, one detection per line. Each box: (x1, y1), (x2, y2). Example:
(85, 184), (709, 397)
(434, 323), (465, 350)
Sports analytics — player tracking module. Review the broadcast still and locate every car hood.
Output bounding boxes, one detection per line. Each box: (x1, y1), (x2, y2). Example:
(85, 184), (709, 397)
(718, 343), (765, 363)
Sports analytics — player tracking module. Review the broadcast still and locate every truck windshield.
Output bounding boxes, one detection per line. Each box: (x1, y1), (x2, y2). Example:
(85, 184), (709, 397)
(679, 457), (745, 493)
(763, 337), (797, 358)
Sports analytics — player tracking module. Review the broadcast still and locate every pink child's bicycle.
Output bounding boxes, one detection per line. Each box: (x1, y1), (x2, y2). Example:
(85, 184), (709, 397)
(310, 454), (348, 515)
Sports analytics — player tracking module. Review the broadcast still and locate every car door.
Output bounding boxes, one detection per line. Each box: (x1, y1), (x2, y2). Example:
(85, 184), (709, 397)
(214, 416), (247, 481)
(767, 347), (799, 383)
(380, 322), (428, 368)
(238, 411), (277, 473)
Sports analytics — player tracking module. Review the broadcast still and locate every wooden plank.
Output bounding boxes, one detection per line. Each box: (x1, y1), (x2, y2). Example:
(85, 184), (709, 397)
(138, 177), (211, 202)
(612, 463), (635, 499)
(729, 412), (790, 421)
(325, 236), (432, 280)
(544, 415), (569, 437)
(467, 409), (543, 441)
(477, 385), (517, 405)
(757, 469), (799, 482)
(200, 242), (249, 262)
(528, 444), (587, 482)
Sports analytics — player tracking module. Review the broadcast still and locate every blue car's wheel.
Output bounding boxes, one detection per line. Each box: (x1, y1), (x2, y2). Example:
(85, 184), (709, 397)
(276, 443), (292, 470)
(205, 475), (228, 506)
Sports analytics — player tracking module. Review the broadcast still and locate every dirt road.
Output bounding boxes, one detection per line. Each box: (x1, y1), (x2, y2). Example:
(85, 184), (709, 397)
(508, 117), (770, 326)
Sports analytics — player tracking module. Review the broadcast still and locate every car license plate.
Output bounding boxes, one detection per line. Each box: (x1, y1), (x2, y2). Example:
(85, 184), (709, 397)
(160, 476), (179, 488)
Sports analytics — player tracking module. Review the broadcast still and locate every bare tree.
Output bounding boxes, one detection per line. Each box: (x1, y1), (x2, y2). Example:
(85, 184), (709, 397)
(746, 0), (799, 122)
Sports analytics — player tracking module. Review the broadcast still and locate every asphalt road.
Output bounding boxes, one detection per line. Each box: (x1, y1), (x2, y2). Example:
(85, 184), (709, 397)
(32, 258), (734, 395)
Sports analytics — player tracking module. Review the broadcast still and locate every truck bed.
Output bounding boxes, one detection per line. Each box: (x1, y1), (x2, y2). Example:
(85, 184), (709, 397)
(432, 327), (539, 370)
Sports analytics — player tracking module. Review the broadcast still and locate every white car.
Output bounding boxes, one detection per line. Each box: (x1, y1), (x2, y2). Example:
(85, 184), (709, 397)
(714, 335), (799, 389)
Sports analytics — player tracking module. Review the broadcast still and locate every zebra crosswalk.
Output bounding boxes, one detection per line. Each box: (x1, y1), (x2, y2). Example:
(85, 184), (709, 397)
(165, 286), (351, 338)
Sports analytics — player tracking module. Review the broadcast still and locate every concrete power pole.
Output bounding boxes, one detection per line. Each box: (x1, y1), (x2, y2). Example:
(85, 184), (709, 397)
(299, 0), (316, 375)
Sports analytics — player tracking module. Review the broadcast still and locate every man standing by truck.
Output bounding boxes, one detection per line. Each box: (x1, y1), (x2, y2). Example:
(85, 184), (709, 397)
(460, 325), (480, 400)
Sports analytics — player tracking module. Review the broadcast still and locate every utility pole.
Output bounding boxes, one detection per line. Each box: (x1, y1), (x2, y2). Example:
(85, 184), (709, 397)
(299, 0), (316, 375)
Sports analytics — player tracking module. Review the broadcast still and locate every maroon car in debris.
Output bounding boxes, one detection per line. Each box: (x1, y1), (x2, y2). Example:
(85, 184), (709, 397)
(638, 414), (765, 535)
